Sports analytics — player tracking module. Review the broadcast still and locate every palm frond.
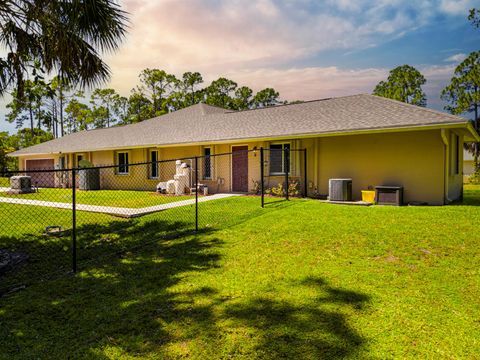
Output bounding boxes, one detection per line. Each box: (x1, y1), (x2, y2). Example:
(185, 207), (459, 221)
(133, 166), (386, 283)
(0, 0), (128, 98)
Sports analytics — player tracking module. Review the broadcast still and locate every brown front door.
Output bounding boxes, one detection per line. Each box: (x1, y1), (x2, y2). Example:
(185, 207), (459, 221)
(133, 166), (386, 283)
(232, 146), (248, 192)
(26, 159), (55, 188)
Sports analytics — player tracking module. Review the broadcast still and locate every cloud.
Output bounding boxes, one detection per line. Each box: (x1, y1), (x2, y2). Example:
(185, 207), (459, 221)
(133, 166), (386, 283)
(439, 0), (477, 15)
(222, 67), (388, 100)
(419, 64), (456, 108)
(107, 0), (452, 94)
(111, 0), (356, 70)
(444, 53), (467, 62)
(102, 0), (459, 111)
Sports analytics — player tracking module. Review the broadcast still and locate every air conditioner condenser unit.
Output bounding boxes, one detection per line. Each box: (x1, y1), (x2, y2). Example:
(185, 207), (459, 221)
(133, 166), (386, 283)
(328, 178), (352, 201)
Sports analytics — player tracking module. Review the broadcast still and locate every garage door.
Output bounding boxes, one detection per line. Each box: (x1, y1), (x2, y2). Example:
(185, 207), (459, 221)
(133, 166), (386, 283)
(25, 159), (55, 188)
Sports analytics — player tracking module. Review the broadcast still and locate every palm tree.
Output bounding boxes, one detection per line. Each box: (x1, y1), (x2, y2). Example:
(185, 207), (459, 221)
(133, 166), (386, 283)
(0, 0), (128, 99)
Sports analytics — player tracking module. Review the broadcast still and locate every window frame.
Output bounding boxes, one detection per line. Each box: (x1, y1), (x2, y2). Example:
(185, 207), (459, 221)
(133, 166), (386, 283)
(203, 147), (212, 180)
(117, 151), (130, 175)
(150, 150), (159, 179)
(269, 143), (291, 175)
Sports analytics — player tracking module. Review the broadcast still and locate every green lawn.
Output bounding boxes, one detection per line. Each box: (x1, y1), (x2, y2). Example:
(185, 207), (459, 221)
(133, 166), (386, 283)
(0, 177), (9, 187)
(1, 188), (480, 358)
(0, 188), (197, 208)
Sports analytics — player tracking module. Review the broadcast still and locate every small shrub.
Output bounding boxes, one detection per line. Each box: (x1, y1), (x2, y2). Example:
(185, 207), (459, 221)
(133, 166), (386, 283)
(271, 183), (284, 196)
(288, 180), (300, 196)
(79, 159), (94, 168)
(264, 179), (301, 197)
(468, 168), (480, 184)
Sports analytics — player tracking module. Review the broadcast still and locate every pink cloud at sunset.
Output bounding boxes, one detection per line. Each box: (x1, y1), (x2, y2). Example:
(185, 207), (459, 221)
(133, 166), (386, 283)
(101, 0), (477, 108)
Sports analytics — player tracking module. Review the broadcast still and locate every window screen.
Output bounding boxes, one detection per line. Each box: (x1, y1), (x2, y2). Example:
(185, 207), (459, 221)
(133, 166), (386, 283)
(204, 148), (211, 179)
(269, 143), (290, 174)
(118, 152), (129, 174)
(150, 151), (158, 178)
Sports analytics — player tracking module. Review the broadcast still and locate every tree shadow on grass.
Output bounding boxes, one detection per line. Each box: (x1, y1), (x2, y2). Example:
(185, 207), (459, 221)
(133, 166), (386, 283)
(0, 199), (371, 358)
(0, 227), (223, 358)
(262, 197), (301, 208)
(1, 264), (371, 359)
(0, 216), (206, 295)
(0, 195), (298, 293)
(453, 189), (480, 206)
(223, 276), (370, 359)
(0, 219), (372, 359)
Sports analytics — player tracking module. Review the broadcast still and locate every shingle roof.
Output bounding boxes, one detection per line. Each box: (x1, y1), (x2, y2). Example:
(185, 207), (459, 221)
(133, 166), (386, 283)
(9, 94), (474, 156)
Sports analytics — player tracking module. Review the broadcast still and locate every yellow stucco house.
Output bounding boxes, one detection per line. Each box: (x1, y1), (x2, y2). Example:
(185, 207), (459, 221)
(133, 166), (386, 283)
(9, 94), (479, 205)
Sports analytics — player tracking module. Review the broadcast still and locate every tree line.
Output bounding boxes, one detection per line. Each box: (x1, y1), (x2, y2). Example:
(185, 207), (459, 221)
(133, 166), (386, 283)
(5, 70), (284, 138)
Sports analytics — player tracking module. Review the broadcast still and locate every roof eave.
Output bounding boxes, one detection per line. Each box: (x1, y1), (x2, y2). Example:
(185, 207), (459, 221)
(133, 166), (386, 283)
(7, 121), (474, 156)
(465, 121), (480, 142)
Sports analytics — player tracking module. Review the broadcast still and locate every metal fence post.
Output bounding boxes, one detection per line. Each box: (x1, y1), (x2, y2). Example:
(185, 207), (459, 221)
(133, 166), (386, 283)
(194, 156), (198, 232)
(285, 147), (289, 201)
(71, 168), (77, 273)
(260, 147), (265, 208)
(303, 148), (307, 198)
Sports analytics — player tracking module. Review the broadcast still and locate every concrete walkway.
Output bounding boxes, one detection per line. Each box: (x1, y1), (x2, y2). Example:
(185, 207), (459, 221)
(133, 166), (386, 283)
(0, 193), (241, 218)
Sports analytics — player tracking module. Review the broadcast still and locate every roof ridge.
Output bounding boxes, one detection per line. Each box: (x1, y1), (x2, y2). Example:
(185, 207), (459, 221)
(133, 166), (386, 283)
(370, 94), (468, 122)
(223, 93), (374, 114)
(224, 96), (333, 114)
(197, 102), (231, 115)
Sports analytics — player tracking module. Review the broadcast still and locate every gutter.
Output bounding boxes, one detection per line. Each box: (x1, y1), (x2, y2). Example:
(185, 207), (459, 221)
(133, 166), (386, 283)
(441, 129), (451, 204)
(466, 121), (480, 142)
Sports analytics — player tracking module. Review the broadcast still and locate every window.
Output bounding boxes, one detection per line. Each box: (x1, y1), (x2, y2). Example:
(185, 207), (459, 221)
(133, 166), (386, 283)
(117, 152), (129, 175)
(59, 156), (66, 169)
(203, 147), (212, 179)
(269, 143), (290, 174)
(150, 150), (159, 178)
(76, 154), (83, 167)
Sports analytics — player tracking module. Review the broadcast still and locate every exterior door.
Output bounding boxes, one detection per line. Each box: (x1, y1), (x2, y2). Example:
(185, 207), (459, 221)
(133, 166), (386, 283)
(25, 159), (55, 188)
(232, 146), (248, 192)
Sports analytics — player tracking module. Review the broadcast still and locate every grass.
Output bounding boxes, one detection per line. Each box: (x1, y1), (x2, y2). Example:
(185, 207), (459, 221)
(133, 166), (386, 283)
(1, 188), (480, 358)
(0, 188), (197, 208)
(0, 177), (9, 187)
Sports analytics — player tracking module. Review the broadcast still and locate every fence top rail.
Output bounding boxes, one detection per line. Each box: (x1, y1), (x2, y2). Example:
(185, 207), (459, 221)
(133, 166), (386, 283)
(262, 148), (306, 151)
(2, 148), (306, 175)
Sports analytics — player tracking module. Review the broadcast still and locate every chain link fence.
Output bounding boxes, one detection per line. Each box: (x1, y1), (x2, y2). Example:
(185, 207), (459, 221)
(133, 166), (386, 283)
(0, 148), (306, 294)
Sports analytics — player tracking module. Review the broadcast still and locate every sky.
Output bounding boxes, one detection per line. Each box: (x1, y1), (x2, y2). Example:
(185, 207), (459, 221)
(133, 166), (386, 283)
(1, 0), (480, 133)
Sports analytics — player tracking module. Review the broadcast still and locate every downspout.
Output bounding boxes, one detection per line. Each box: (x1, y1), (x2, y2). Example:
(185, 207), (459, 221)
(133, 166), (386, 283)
(441, 129), (451, 204)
